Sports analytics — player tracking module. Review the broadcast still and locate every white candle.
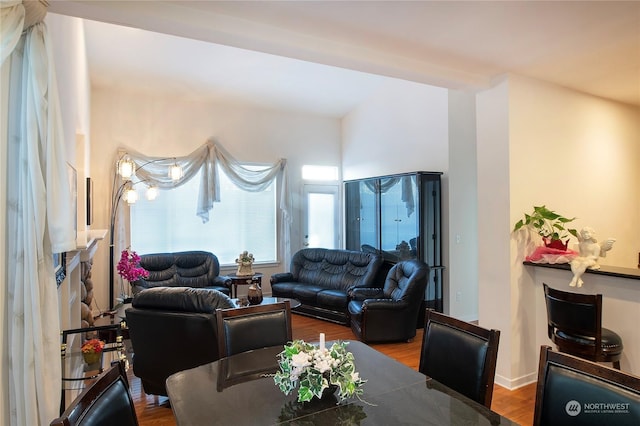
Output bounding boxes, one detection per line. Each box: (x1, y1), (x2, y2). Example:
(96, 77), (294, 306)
(319, 332), (325, 351)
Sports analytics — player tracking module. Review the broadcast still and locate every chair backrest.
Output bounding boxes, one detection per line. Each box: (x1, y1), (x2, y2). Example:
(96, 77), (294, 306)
(382, 259), (429, 302)
(51, 362), (138, 426)
(419, 310), (500, 408)
(126, 287), (234, 396)
(534, 346), (640, 426)
(543, 283), (602, 357)
(217, 301), (292, 358)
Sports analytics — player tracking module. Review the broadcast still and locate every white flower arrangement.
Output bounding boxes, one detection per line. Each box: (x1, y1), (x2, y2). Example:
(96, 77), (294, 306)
(273, 338), (366, 403)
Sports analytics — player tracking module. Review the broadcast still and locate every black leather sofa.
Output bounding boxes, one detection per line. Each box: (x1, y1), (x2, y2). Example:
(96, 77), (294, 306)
(125, 286), (235, 396)
(270, 248), (383, 324)
(132, 251), (231, 296)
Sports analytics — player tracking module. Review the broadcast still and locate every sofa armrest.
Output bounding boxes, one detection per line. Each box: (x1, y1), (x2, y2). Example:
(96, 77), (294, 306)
(362, 299), (408, 311)
(350, 288), (384, 301)
(214, 275), (231, 287)
(270, 272), (294, 284)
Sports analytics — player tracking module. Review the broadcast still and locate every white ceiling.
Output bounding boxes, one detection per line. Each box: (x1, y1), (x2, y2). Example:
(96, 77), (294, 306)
(49, 1), (640, 117)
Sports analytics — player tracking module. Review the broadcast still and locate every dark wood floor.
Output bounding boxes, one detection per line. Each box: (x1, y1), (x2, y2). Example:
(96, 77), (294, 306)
(130, 314), (536, 425)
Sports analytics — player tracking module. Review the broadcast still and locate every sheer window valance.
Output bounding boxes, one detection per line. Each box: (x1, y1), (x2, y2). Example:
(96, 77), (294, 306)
(116, 140), (292, 262)
(119, 140), (290, 224)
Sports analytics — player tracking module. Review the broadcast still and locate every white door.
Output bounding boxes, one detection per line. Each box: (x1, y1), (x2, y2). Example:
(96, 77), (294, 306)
(303, 184), (340, 249)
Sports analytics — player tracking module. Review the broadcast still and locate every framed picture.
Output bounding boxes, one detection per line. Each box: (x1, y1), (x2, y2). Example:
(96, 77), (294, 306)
(54, 252), (66, 286)
(67, 163), (77, 239)
(86, 177), (93, 226)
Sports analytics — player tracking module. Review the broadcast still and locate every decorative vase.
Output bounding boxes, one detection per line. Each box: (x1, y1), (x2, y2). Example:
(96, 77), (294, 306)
(543, 237), (569, 251)
(83, 351), (101, 365)
(247, 284), (263, 305)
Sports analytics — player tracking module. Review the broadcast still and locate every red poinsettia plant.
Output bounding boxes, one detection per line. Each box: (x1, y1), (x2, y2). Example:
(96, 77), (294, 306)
(117, 248), (149, 282)
(81, 338), (105, 355)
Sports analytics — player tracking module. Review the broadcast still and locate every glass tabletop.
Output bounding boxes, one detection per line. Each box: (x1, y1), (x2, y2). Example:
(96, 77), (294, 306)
(166, 340), (517, 425)
(232, 296), (301, 309)
(60, 323), (128, 412)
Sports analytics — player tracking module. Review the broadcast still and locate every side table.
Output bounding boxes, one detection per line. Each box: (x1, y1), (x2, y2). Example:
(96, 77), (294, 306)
(227, 272), (263, 298)
(60, 322), (128, 413)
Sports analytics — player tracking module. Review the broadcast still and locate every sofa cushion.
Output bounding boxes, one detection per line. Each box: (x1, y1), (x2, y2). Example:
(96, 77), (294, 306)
(292, 284), (326, 304)
(270, 282), (298, 298)
(317, 289), (350, 309)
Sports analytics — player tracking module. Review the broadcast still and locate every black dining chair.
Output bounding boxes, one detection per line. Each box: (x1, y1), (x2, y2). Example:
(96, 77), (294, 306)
(51, 362), (138, 426)
(534, 345), (640, 426)
(216, 301), (292, 358)
(419, 309), (500, 408)
(543, 283), (623, 369)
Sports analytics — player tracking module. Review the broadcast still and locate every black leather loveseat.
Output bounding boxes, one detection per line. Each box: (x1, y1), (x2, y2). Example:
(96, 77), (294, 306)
(132, 251), (231, 296)
(270, 248), (383, 324)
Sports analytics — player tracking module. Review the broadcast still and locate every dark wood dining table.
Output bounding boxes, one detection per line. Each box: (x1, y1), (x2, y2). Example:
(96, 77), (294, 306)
(166, 340), (517, 425)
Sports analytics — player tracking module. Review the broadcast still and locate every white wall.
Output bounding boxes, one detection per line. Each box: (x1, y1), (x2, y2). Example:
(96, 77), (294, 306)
(342, 79), (449, 180)
(509, 75), (640, 268)
(48, 15), (93, 236)
(478, 74), (640, 389)
(476, 78), (518, 388)
(447, 90), (479, 321)
(90, 89), (342, 308)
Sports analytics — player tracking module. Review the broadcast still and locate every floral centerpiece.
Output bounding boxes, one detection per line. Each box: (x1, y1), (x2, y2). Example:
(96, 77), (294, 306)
(117, 247), (149, 283)
(81, 338), (105, 364)
(273, 338), (366, 403)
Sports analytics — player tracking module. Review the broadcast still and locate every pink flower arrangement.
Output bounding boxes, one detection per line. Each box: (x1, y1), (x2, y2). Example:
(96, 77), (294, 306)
(117, 248), (149, 282)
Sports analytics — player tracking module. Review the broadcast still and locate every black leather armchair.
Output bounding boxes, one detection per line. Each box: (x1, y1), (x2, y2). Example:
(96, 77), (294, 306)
(132, 251), (231, 296)
(125, 287), (234, 396)
(348, 259), (429, 342)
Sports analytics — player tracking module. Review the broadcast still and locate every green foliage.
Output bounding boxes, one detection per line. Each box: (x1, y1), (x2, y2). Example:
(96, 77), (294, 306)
(513, 205), (578, 241)
(273, 339), (366, 403)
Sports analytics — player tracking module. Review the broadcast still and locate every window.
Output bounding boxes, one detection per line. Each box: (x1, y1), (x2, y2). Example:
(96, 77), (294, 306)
(130, 166), (277, 265)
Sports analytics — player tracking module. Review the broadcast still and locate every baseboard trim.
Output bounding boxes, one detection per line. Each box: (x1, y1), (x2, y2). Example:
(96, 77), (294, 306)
(494, 371), (537, 390)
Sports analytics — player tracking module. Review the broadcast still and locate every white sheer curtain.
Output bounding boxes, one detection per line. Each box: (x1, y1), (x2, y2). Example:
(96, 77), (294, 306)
(115, 140), (292, 275)
(2, 1), (76, 425)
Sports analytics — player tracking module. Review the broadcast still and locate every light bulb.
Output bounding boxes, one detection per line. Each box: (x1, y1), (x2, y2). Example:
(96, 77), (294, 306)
(146, 186), (158, 201)
(124, 187), (138, 204)
(117, 157), (135, 179)
(169, 163), (183, 181)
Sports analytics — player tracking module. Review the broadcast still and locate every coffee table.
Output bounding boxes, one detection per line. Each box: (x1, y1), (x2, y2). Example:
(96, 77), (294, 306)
(232, 296), (300, 309)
